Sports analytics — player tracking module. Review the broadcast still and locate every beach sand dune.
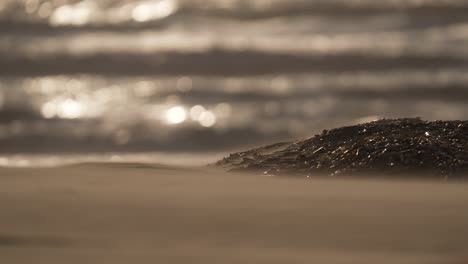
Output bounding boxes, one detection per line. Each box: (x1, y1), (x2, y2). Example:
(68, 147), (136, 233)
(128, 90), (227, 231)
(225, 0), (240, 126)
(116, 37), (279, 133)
(0, 164), (467, 263)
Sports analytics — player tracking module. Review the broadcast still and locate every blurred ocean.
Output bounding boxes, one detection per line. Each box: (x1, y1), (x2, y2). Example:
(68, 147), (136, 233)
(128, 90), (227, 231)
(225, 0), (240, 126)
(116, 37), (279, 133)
(1, 0), (468, 166)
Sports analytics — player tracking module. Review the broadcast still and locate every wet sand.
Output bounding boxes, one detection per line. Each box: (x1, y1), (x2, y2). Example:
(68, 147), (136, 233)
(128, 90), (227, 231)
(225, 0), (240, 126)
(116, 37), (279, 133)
(0, 163), (467, 264)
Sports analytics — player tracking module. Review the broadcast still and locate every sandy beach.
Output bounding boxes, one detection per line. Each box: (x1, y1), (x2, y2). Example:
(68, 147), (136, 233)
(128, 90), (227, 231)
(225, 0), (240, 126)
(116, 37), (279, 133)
(1, 163), (467, 264)
(2, 1), (468, 263)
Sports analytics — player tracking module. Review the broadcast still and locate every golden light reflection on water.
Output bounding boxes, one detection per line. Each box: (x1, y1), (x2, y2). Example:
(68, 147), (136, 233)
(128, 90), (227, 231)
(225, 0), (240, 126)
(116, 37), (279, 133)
(165, 105), (187, 124)
(4, 0), (182, 26)
(12, 71), (468, 126)
(1, 71), (466, 155)
(198, 110), (216, 127)
(164, 104), (220, 128)
(41, 98), (85, 119)
(1, 0), (468, 158)
(188, 105), (219, 128)
(6, 18), (468, 60)
(132, 0), (178, 22)
(50, 1), (96, 26)
(189, 105), (206, 121)
(0, 0), (467, 32)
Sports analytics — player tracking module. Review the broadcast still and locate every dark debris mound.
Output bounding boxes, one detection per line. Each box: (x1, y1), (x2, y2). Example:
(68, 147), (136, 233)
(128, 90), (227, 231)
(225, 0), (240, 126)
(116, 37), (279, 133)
(215, 118), (468, 179)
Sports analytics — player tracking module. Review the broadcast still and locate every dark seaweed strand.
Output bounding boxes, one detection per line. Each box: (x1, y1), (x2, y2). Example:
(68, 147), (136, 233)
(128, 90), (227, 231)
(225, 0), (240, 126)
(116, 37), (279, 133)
(215, 118), (468, 179)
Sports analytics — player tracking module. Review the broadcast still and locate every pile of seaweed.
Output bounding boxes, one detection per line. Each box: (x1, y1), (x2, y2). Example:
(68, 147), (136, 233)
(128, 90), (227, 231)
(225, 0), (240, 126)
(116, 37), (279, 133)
(216, 118), (468, 179)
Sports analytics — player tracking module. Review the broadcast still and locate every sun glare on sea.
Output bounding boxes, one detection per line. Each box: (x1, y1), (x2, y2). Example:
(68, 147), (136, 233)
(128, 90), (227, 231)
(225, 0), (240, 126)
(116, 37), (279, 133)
(132, 0), (178, 22)
(49, 1), (96, 26)
(41, 98), (84, 119)
(189, 105), (217, 127)
(166, 106), (187, 124)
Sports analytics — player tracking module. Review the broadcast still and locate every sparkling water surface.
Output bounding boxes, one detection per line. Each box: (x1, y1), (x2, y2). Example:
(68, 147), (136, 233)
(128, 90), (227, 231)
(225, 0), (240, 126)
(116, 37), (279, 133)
(1, 0), (468, 165)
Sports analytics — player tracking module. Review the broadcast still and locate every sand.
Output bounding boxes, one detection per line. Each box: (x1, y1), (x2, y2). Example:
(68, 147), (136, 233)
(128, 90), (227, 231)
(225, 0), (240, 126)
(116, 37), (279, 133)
(0, 163), (467, 264)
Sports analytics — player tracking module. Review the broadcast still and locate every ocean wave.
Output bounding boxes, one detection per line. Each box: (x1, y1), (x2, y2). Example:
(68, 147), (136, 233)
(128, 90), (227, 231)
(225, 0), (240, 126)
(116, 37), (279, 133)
(1, 68), (468, 153)
(1, 0), (468, 154)
(3, 19), (468, 72)
(2, 0), (468, 28)
(2, 50), (467, 76)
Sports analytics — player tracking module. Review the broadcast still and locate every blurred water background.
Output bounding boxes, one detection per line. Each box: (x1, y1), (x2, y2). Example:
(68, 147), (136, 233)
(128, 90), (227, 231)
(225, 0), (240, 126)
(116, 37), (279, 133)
(1, 0), (468, 166)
